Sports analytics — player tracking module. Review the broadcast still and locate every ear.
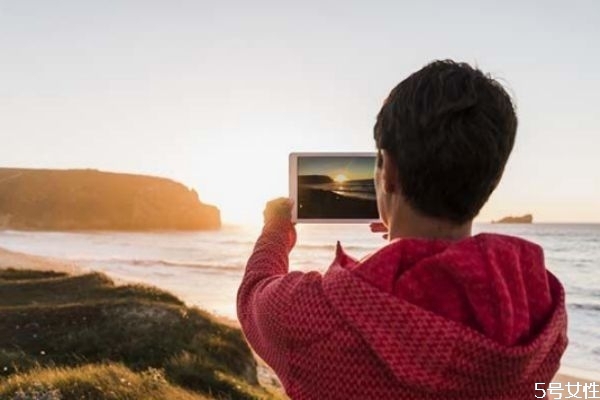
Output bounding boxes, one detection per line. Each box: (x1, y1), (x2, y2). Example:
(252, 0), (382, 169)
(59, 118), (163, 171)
(381, 150), (398, 193)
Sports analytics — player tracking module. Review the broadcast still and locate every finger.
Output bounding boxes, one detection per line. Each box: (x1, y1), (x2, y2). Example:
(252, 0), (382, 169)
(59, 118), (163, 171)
(264, 197), (294, 222)
(370, 222), (387, 232)
(267, 197), (292, 209)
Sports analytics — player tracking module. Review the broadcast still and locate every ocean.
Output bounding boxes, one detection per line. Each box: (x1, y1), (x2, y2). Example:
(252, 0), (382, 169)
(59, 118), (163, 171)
(0, 223), (598, 373)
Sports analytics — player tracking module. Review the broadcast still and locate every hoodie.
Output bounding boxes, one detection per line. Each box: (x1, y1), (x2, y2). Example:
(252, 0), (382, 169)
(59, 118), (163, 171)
(237, 220), (568, 399)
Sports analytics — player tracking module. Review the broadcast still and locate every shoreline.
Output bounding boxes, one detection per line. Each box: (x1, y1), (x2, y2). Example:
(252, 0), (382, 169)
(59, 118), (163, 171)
(0, 246), (84, 275)
(1, 245), (597, 393)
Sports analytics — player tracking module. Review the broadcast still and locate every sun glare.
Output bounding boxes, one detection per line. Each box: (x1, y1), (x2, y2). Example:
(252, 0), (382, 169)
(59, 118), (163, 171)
(334, 174), (348, 183)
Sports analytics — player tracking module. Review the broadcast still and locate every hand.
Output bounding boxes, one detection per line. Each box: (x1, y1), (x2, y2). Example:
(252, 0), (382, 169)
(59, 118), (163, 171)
(263, 197), (294, 224)
(369, 221), (389, 240)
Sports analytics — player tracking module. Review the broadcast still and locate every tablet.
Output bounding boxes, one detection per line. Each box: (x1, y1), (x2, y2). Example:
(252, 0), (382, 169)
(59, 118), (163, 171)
(289, 152), (380, 223)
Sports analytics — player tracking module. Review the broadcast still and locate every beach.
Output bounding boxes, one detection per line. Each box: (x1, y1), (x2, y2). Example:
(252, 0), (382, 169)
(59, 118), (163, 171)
(1, 243), (598, 399)
(0, 246), (83, 275)
(298, 186), (379, 219)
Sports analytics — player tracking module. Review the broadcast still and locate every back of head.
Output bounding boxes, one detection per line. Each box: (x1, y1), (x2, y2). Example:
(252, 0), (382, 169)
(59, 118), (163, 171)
(374, 60), (517, 224)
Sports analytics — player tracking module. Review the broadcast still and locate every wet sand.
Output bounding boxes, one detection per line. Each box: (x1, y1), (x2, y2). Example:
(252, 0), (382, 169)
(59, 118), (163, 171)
(0, 246), (83, 275)
(298, 187), (378, 219)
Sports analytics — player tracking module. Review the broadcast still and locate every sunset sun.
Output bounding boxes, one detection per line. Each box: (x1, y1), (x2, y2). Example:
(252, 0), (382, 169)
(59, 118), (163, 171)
(334, 174), (348, 183)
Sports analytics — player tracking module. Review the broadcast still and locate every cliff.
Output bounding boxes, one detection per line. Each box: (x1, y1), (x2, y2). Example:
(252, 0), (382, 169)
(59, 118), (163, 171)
(0, 168), (220, 231)
(492, 214), (533, 224)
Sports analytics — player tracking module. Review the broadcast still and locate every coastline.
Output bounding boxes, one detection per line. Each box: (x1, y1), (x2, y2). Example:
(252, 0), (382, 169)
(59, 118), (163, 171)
(0, 246), (84, 275)
(1, 245), (597, 396)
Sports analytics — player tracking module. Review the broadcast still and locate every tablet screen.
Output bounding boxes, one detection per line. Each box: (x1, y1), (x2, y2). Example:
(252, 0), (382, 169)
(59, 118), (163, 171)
(290, 153), (379, 222)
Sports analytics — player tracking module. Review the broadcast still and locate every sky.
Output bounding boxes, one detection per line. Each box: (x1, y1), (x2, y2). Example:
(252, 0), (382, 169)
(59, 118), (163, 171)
(298, 155), (375, 181)
(1, 0), (598, 224)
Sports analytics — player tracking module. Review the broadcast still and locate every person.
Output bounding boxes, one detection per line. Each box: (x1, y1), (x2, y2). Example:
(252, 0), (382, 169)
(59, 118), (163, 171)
(237, 60), (567, 399)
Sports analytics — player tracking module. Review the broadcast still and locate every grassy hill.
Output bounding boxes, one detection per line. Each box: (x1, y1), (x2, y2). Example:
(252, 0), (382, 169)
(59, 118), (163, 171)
(0, 268), (281, 399)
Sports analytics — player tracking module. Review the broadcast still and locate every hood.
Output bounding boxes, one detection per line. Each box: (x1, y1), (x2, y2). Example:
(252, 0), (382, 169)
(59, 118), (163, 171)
(322, 233), (567, 395)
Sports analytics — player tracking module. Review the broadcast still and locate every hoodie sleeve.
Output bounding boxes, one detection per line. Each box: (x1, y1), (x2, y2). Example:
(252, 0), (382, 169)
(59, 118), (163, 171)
(236, 218), (302, 374)
(237, 219), (348, 378)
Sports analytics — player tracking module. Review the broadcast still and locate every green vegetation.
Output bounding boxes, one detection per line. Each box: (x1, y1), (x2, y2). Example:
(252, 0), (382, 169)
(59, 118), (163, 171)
(0, 268), (280, 399)
(0, 363), (209, 400)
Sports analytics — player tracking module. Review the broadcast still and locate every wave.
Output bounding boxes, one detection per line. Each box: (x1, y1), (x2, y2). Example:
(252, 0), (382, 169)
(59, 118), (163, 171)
(75, 257), (243, 273)
(296, 243), (376, 252)
(568, 302), (600, 312)
(330, 190), (376, 201)
(218, 239), (257, 246)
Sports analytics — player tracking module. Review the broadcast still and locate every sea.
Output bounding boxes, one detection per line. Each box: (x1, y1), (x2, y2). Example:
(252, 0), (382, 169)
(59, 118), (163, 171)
(0, 223), (598, 373)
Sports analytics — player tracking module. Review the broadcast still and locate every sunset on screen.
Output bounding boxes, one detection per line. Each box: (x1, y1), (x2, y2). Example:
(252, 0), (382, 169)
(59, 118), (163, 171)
(334, 174), (348, 183)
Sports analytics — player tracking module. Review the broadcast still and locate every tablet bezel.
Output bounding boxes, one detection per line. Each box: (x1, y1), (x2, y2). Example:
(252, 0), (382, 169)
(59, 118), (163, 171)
(289, 152), (380, 223)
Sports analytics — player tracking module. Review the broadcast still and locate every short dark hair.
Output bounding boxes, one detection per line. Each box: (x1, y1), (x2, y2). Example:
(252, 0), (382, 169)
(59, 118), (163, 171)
(374, 60), (517, 224)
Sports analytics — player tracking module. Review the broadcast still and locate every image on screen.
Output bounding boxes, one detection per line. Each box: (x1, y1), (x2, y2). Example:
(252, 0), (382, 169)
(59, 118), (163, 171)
(297, 156), (379, 220)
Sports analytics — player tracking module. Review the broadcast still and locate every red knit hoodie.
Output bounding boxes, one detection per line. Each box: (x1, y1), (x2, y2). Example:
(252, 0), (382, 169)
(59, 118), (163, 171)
(237, 220), (568, 399)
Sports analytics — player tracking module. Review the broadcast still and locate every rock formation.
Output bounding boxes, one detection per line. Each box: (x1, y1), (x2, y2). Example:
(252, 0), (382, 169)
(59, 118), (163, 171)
(0, 168), (220, 230)
(492, 214), (533, 224)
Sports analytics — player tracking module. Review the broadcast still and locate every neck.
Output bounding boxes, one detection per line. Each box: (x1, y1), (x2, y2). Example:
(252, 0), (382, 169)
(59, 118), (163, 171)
(387, 209), (472, 242)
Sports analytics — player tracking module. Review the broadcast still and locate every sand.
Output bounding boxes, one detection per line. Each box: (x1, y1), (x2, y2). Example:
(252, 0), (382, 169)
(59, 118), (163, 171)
(0, 246), (84, 275)
(1, 245), (597, 398)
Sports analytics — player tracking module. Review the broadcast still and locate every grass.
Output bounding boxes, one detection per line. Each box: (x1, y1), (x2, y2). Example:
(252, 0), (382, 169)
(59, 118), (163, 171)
(0, 363), (209, 400)
(0, 268), (281, 399)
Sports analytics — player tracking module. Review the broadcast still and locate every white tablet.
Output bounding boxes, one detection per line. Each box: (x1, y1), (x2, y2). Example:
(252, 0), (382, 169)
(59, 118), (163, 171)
(289, 152), (380, 223)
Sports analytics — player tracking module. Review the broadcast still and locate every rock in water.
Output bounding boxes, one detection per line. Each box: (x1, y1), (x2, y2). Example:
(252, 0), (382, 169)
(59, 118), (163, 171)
(492, 214), (533, 224)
